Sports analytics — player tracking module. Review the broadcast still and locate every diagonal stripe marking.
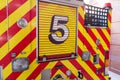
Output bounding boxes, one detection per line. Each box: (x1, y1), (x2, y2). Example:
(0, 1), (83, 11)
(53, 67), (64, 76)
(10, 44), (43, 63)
(0, 0), (12, 10)
(0, 0), (27, 22)
(0, 7), (36, 48)
(0, 17), (36, 60)
(3, 38), (36, 79)
(0, 0), (36, 35)
(77, 47), (106, 80)
(0, 28), (36, 68)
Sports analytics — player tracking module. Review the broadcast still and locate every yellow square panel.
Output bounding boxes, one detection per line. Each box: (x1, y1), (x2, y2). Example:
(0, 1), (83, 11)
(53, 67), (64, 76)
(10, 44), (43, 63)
(38, 1), (77, 61)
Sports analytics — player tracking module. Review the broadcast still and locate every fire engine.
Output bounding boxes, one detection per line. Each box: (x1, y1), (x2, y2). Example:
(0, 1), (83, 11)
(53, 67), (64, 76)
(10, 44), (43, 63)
(0, 0), (112, 80)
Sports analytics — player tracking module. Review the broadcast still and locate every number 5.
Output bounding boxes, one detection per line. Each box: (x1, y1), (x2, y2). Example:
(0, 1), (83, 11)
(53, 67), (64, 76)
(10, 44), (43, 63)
(49, 15), (69, 44)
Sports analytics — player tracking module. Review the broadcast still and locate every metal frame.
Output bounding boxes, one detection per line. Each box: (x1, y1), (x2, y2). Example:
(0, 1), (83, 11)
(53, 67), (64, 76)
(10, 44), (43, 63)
(39, 0), (83, 7)
(82, 52), (90, 61)
(104, 50), (109, 76)
(0, 66), (3, 80)
(36, 0), (83, 62)
(93, 54), (99, 64)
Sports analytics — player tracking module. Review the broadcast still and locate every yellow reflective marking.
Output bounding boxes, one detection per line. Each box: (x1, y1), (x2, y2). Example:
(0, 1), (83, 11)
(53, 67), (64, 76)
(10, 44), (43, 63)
(78, 22), (96, 48)
(51, 70), (67, 80)
(35, 75), (40, 80)
(105, 75), (109, 80)
(62, 60), (78, 77)
(16, 60), (39, 80)
(0, 0), (36, 35)
(3, 63), (12, 80)
(78, 22), (104, 62)
(3, 39), (36, 79)
(108, 11), (112, 29)
(101, 29), (110, 42)
(0, 43), (8, 59)
(78, 7), (84, 19)
(17, 50), (56, 80)
(0, 18), (35, 60)
(0, 0), (12, 10)
(78, 39), (101, 68)
(61, 60), (87, 80)
(91, 29), (108, 49)
(76, 56), (100, 80)
(108, 20), (111, 29)
(16, 39), (36, 58)
(38, 62), (58, 80)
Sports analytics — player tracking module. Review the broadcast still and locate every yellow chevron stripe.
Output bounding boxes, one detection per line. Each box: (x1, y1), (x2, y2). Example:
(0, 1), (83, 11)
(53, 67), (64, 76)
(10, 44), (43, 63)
(0, 17), (35, 60)
(108, 20), (111, 29)
(61, 60), (87, 80)
(76, 56), (100, 80)
(51, 70), (67, 80)
(78, 5), (110, 48)
(78, 39), (101, 68)
(78, 6), (108, 49)
(0, 0), (12, 10)
(101, 29), (110, 42)
(101, 72), (109, 80)
(78, 7), (84, 19)
(108, 11), (112, 29)
(78, 22), (104, 62)
(3, 63), (12, 80)
(91, 29), (109, 49)
(17, 61), (57, 80)
(16, 60), (39, 80)
(39, 61), (58, 80)
(0, 0), (36, 35)
(0, 43), (8, 59)
(3, 38), (36, 79)
(35, 75), (40, 80)
(17, 39), (36, 58)
(78, 23), (95, 47)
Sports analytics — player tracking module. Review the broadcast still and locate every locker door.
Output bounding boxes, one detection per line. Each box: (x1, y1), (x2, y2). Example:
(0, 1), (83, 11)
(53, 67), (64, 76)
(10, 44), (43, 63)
(38, 1), (78, 62)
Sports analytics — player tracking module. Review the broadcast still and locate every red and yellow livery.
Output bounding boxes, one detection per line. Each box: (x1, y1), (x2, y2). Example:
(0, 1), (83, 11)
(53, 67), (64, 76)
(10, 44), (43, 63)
(0, 0), (112, 80)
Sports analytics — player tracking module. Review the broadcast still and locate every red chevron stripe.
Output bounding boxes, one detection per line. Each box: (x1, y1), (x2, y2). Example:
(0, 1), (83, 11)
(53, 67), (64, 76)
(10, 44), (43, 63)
(26, 62), (49, 80)
(6, 49), (36, 80)
(78, 12), (108, 60)
(107, 29), (110, 36)
(51, 61), (76, 79)
(78, 30), (104, 67)
(70, 59), (94, 80)
(96, 28), (110, 49)
(0, 0), (27, 22)
(85, 28), (108, 55)
(0, 6), (36, 48)
(108, 12), (111, 23)
(0, 28), (36, 68)
(78, 47), (106, 80)
(58, 62), (76, 79)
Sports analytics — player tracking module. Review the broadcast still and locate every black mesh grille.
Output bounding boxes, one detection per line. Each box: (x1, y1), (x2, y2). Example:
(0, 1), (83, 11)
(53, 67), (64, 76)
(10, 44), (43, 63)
(84, 4), (109, 27)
